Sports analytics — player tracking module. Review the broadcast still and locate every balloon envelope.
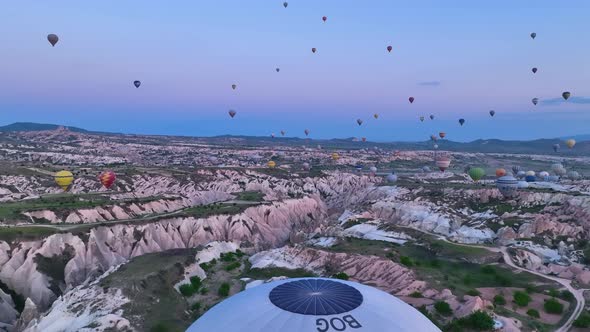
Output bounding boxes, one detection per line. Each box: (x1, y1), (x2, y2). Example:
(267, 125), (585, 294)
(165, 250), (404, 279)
(331, 153), (340, 160)
(435, 156), (451, 172)
(439, 132), (446, 139)
(532, 98), (539, 105)
(386, 173), (398, 183)
(497, 176), (519, 198)
(408, 97), (414, 104)
(47, 34), (59, 46)
(267, 161), (276, 168)
(283, 2), (288, 8)
(357, 119), (363, 126)
(469, 168), (486, 182)
(532, 68), (538, 74)
(55, 170), (74, 191)
(228, 110), (236, 118)
(387, 45), (393, 52)
(99, 171), (116, 189)
(566, 139), (576, 149)
(459, 119), (465, 126)
(133, 80), (141, 88)
(562, 92), (571, 100)
(495, 168), (507, 177)
(530, 32), (536, 39)
(489, 110), (495, 117)
(322, 16), (327, 22)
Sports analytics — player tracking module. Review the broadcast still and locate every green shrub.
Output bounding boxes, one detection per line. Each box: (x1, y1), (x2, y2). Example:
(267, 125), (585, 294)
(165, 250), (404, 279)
(573, 312), (590, 328)
(464, 310), (494, 330)
(467, 289), (480, 296)
(481, 266), (495, 274)
(190, 276), (202, 289)
(527, 309), (540, 318)
(493, 295), (506, 306)
(494, 274), (512, 287)
(544, 298), (564, 314)
(560, 290), (574, 302)
(333, 272), (349, 280)
(179, 284), (196, 297)
(225, 261), (241, 271)
(513, 291), (531, 307)
(525, 285), (535, 294)
(200, 287), (208, 295)
(400, 256), (413, 267)
(434, 301), (453, 316)
(410, 291), (423, 298)
(548, 289), (559, 297)
(218, 283), (230, 297)
(191, 302), (201, 311)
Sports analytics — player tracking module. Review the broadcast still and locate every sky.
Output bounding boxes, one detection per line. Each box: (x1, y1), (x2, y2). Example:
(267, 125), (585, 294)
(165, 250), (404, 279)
(0, 1), (589, 142)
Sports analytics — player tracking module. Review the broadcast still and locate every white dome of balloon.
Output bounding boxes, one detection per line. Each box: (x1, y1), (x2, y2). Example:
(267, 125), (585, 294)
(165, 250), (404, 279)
(369, 166), (377, 173)
(568, 171), (581, 180)
(516, 171), (526, 179)
(496, 175), (519, 198)
(526, 171), (536, 177)
(186, 278), (440, 332)
(517, 181), (529, 189)
(386, 173), (398, 183)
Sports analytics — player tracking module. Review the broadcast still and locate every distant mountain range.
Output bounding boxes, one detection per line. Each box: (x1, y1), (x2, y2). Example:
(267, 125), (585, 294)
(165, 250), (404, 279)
(1, 122), (588, 155)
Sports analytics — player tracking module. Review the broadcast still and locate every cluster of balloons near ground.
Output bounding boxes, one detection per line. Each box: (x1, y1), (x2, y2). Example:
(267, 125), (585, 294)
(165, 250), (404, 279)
(54, 170), (116, 191)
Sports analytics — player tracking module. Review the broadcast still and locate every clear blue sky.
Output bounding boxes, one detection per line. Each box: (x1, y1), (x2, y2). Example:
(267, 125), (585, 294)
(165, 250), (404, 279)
(1, 1), (589, 141)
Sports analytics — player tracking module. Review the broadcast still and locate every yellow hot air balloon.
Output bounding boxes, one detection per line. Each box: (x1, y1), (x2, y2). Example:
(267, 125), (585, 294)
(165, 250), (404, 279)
(54, 170), (74, 191)
(331, 153), (340, 160)
(566, 139), (576, 149)
(267, 161), (276, 168)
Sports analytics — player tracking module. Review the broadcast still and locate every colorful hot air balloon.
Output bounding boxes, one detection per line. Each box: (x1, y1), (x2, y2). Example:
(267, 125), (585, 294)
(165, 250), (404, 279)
(532, 67), (538, 74)
(276, 68), (280, 72)
(419, 116), (424, 122)
(99, 171), (116, 189)
(532, 98), (539, 105)
(331, 153), (340, 161)
(134, 80), (141, 88)
(281, 130), (285, 136)
(563, 92), (571, 100)
(566, 139), (576, 149)
(469, 167), (485, 182)
(47, 34), (59, 47)
(495, 168), (507, 177)
(356, 119), (363, 126)
(430, 135), (437, 141)
(489, 110), (495, 117)
(429, 115), (434, 120)
(553, 144), (560, 152)
(304, 129), (310, 136)
(283, 2), (288, 8)
(373, 114), (379, 119)
(311, 48), (317, 53)
(387, 45), (392, 53)
(408, 97), (414, 104)
(530, 32), (536, 39)
(361, 137), (367, 142)
(459, 119), (465, 126)
(439, 132), (446, 139)
(422, 166), (431, 173)
(228, 110), (236, 118)
(435, 156), (451, 172)
(369, 166), (377, 174)
(497, 175), (519, 198)
(302, 162), (311, 171)
(322, 16), (327, 22)
(271, 133), (275, 138)
(512, 166), (522, 175)
(232, 84), (237, 90)
(386, 172), (398, 183)
(54, 170), (74, 191)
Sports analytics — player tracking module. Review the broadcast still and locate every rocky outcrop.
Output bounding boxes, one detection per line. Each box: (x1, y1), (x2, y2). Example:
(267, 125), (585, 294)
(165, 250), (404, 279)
(13, 298), (39, 332)
(0, 288), (18, 327)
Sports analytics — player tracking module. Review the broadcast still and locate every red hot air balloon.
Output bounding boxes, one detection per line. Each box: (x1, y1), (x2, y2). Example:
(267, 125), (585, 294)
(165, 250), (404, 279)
(439, 132), (446, 139)
(387, 45), (392, 53)
(99, 171), (116, 189)
(312, 48), (317, 53)
(322, 16), (327, 22)
(409, 97), (415, 104)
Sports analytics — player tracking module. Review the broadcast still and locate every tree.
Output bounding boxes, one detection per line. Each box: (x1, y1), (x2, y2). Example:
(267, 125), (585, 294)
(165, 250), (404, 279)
(333, 272), (349, 280)
(493, 295), (506, 306)
(464, 311), (495, 330)
(400, 256), (413, 267)
(544, 298), (564, 314)
(573, 311), (590, 328)
(410, 291), (423, 298)
(513, 291), (531, 307)
(467, 289), (480, 296)
(218, 283), (230, 297)
(434, 301), (453, 316)
(527, 309), (540, 318)
(179, 284), (196, 297)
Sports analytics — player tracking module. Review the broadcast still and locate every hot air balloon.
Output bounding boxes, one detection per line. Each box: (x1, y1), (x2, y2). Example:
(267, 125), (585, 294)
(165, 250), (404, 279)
(281, 130), (285, 136)
(430, 135), (438, 142)
(232, 84), (237, 90)
(531, 98), (539, 106)
(458, 119), (465, 126)
(435, 156), (451, 172)
(547, 175), (560, 182)
(374, 114), (379, 119)
(386, 172), (398, 183)
(469, 168), (485, 182)
(433, 144), (439, 149)
(516, 171), (526, 179)
(228, 110), (236, 118)
(133, 80), (141, 88)
(512, 166), (522, 175)
(387, 45), (392, 53)
(566, 139), (576, 149)
(276, 68), (280, 72)
(361, 137), (367, 142)
(497, 176), (519, 198)
(530, 32), (536, 39)
(267, 161), (276, 168)
(526, 171), (536, 177)
(54, 170), (74, 191)
(518, 180), (529, 188)
(553, 144), (560, 152)
(369, 166), (377, 174)
(283, 2), (288, 8)
(331, 153), (340, 161)
(99, 171), (116, 189)
(568, 171), (581, 180)
(271, 133), (275, 138)
(525, 175), (536, 182)
(304, 129), (310, 136)
(311, 48), (317, 53)
(563, 92), (571, 100)
(322, 16), (327, 22)
(539, 171), (550, 180)
(495, 168), (507, 177)
(439, 132), (446, 139)
(408, 97), (414, 104)
(47, 34), (59, 47)
(356, 119), (363, 126)
(355, 165), (363, 172)
(552, 163), (567, 176)
(489, 110), (495, 117)
(430, 115), (434, 120)
(422, 166), (431, 173)
(532, 68), (538, 74)
(420, 116), (424, 122)
(302, 162), (311, 170)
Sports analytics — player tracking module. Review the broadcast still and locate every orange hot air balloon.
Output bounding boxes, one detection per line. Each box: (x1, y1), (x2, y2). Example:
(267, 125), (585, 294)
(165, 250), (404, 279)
(439, 132), (446, 139)
(495, 168), (507, 177)
(99, 171), (116, 189)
